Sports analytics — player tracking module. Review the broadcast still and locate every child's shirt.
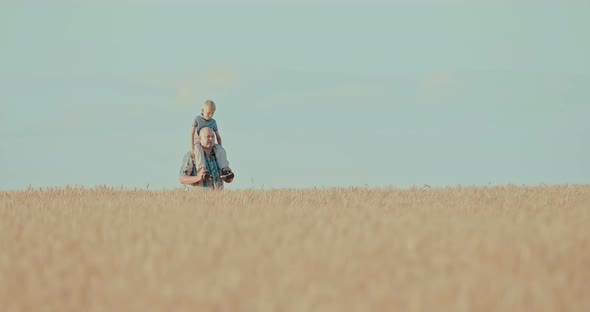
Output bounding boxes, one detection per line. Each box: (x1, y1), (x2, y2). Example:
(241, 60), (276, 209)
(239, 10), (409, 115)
(193, 115), (219, 143)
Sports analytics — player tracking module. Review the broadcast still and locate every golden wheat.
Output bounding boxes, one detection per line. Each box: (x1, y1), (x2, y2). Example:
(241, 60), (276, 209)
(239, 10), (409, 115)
(1, 185), (589, 311)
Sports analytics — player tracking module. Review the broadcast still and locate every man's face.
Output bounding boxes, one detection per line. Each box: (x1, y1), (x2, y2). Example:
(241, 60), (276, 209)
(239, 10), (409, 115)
(201, 107), (215, 120)
(199, 130), (215, 149)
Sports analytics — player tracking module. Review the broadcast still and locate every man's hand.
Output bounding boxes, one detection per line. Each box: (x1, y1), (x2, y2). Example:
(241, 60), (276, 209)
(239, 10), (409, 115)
(197, 168), (209, 181)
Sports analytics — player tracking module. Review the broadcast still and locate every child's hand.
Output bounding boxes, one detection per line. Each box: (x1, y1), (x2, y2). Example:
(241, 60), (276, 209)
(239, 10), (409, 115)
(191, 151), (195, 159)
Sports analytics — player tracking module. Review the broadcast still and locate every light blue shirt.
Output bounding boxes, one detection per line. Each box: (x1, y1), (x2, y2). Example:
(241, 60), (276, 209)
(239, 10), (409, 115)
(179, 150), (224, 189)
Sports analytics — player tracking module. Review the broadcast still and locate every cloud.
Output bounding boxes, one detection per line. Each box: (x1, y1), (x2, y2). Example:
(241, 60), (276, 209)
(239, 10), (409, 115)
(14, 0), (587, 7)
(131, 64), (239, 107)
(417, 72), (465, 108)
(13, 0), (475, 5)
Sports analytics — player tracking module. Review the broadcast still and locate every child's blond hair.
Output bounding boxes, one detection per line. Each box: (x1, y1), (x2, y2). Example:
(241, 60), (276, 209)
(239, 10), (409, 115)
(203, 100), (216, 110)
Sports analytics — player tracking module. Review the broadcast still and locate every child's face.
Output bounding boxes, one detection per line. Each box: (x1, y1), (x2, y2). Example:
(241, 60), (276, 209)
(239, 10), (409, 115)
(201, 107), (215, 120)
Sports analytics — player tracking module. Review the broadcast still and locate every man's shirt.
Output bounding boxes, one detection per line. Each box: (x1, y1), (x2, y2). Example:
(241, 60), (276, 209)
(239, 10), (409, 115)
(179, 148), (224, 189)
(203, 149), (223, 189)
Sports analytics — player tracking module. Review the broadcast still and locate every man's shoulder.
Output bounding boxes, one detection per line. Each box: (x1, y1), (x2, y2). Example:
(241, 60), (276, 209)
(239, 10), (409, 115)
(179, 151), (195, 176)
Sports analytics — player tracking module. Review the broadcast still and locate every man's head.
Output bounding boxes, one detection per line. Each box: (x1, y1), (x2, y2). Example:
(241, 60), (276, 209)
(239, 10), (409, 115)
(198, 127), (216, 151)
(201, 100), (216, 121)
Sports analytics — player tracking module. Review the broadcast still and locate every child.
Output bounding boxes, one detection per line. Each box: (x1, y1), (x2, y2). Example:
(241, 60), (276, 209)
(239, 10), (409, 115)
(190, 100), (234, 178)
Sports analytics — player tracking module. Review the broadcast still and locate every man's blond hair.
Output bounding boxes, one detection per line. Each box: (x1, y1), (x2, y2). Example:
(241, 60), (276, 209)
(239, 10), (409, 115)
(203, 100), (216, 110)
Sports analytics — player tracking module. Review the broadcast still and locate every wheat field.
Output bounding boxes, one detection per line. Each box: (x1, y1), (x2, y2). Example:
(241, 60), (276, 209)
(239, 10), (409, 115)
(1, 185), (589, 311)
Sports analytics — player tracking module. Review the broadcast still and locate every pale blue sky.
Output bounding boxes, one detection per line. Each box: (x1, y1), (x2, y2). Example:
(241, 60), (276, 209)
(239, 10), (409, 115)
(1, 1), (588, 190)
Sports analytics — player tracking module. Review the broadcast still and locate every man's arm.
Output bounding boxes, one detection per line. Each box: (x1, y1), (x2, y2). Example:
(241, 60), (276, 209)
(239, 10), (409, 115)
(179, 167), (208, 186)
(179, 175), (200, 186)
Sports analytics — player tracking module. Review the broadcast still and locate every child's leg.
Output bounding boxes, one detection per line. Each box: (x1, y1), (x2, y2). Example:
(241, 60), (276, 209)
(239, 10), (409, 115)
(215, 145), (230, 170)
(194, 144), (206, 171)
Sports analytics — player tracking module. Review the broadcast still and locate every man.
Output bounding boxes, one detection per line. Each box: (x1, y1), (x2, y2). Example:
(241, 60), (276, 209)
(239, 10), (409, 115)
(179, 127), (234, 189)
